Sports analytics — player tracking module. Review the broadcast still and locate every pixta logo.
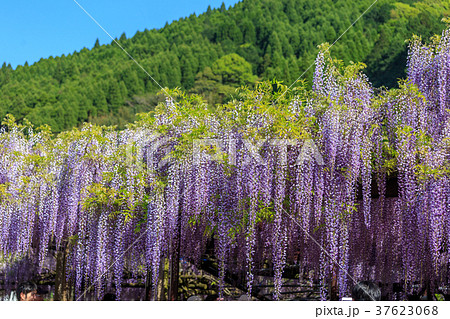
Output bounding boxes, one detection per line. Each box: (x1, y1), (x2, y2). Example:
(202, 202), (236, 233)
(192, 138), (324, 166)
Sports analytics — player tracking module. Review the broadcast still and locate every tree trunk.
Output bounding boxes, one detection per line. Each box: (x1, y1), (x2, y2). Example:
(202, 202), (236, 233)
(54, 243), (70, 301)
(169, 213), (181, 301)
(169, 182), (183, 301)
(156, 258), (166, 301)
(144, 269), (152, 301)
(330, 265), (339, 301)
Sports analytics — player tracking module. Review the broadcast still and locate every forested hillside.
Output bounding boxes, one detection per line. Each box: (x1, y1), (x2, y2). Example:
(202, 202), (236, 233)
(0, 0), (449, 132)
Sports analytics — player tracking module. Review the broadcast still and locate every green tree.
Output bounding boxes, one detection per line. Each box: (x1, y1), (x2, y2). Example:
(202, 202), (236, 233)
(211, 53), (257, 86)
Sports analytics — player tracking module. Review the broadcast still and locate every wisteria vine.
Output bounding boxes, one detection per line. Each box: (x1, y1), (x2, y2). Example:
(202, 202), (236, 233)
(0, 27), (450, 301)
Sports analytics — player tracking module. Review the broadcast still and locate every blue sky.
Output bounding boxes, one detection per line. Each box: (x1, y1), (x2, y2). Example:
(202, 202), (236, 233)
(0, 0), (240, 69)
